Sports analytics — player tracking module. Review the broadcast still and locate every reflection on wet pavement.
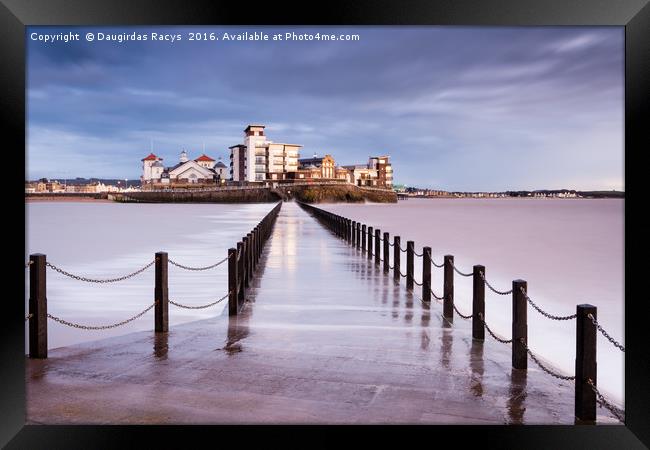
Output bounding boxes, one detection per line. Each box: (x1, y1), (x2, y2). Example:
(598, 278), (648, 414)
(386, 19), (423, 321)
(26, 202), (598, 425)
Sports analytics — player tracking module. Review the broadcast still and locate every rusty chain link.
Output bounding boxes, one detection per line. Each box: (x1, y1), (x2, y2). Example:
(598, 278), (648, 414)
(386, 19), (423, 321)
(46, 260), (155, 283)
(169, 292), (229, 309)
(587, 313), (625, 352)
(479, 271), (512, 295)
(518, 287), (577, 321)
(587, 378), (625, 422)
(169, 256), (228, 271)
(47, 303), (156, 330)
(478, 313), (512, 344)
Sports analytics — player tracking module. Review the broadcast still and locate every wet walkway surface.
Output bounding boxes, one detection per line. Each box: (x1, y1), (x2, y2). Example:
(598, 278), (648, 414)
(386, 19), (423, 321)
(26, 202), (612, 424)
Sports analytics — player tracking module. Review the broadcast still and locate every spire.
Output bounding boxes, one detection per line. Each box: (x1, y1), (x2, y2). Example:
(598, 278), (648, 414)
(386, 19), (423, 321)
(180, 149), (188, 163)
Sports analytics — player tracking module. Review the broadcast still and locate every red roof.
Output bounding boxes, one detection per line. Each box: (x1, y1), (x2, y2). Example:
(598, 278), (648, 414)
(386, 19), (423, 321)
(195, 154), (215, 162)
(141, 153), (160, 161)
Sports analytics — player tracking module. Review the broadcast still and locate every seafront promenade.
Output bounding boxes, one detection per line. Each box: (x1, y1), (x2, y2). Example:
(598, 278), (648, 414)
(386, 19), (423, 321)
(25, 202), (617, 424)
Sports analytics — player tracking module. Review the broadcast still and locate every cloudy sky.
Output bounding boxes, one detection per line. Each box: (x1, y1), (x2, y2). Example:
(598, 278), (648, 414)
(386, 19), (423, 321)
(27, 26), (624, 191)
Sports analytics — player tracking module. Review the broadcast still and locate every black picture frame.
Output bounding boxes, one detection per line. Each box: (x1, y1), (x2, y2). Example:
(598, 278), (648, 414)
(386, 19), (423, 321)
(3, 0), (648, 447)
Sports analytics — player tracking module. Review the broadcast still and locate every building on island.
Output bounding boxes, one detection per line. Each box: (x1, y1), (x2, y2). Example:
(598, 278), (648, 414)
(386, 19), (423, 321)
(141, 150), (226, 187)
(343, 156), (393, 188)
(229, 125), (302, 182)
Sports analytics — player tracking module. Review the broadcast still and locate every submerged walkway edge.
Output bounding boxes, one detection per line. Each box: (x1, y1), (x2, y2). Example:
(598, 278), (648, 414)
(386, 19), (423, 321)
(25, 202), (618, 424)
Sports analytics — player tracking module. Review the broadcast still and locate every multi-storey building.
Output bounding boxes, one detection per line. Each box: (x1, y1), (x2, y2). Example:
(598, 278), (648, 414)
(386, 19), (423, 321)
(229, 124), (302, 182)
(343, 156), (393, 188)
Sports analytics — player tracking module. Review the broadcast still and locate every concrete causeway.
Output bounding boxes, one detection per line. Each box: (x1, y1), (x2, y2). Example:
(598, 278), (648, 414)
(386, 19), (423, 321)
(26, 202), (616, 424)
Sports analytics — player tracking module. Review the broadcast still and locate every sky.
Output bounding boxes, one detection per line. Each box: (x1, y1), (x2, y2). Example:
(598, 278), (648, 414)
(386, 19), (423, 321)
(26, 26), (624, 191)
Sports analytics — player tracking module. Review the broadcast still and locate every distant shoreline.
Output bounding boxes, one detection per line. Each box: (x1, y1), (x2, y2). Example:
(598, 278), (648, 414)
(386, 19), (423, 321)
(25, 197), (111, 203)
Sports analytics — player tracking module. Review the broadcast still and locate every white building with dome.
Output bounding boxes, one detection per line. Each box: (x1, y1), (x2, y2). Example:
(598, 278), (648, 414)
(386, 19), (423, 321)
(141, 150), (227, 186)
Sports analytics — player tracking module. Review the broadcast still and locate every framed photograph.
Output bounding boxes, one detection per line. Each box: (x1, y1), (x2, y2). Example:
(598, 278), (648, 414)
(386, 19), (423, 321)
(4, 0), (648, 447)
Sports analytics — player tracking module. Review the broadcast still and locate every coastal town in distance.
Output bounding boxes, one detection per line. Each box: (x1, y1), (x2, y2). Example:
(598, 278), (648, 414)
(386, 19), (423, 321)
(25, 123), (623, 200)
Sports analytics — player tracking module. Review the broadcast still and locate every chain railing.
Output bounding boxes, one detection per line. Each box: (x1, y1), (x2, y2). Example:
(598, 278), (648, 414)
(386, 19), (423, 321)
(478, 312), (512, 344)
(169, 292), (229, 309)
(587, 378), (625, 422)
(431, 288), (444, 301)
(453, 304), (473, 320)
(46, 260), (155, 284)
(431, 259), (444, 268)
(47, 302), (156, 330)
(169, 256), (228, 271)
(587, 313), (625, 352)
(519, 338), (576, 380)
(450, 261), (472, 277)
(519, 287), (577, 321)
(479, 271), (513, 295)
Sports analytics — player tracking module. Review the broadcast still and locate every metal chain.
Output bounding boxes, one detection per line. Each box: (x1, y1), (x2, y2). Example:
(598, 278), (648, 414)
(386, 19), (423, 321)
(387, 241), (395, 247)
(413, 250), (423, 257)
(520, 338), (576, 380)
(400, 270), (408, 278)
(46, 260), (155, 283)
(432, 259), (444, 268)
(169, 256), (228, 271)
(587, 378), (625, 422)
(413, 278), (423, 287)
(400, 246), (408, 253)
(25, 313), (33, 321)
(453, 304), (473, 320)
(478, 313), (512, 344)
(450, 261), (472, 277)
(520, 287), (577, 321)
(588, 313), (625, 352)
(169, 292), (229, 309)
(431, 288), (444, 301)
(479, 271), (512, 295)
(47, 303), (155, 330)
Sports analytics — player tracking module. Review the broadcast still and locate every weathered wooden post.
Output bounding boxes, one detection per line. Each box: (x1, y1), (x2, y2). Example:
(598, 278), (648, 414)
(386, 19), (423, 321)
(394, 236), (401, 282)
(383, 232), (390, 273)
(472, 265), (485, 340)
(356, 223), (361, 250)
(512, 279), (528, 370)
(348, 219), (353, 244)
(237, 241), (245, 308)
(406, 241), (414, 290)
(228, 248), (238, 316)
(374, 229), (381, 265)
(443, 255), (454, 321)
(422, 247), (431, 303)
(361, 225), (367, 253)
(367, 226), (374, 260)
(28, 253), (47, 358)
(155, 251), (169, 332)
(575, 304), (597, 422)
(243, 235), (250, 287)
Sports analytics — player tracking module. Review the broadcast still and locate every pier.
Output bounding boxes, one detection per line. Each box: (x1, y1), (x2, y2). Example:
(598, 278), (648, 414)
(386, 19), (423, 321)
(25, 202), (623, 424)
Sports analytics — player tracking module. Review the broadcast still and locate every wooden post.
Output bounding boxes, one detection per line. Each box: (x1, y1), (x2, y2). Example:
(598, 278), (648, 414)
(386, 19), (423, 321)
(472, 265), (485, 340)
(155, 251), (169, 332)
(443, 255), (454, 321)
(361, 225), (366, 253)
(512, 279), (528, 370)
(422, 247), (431, 303)
(406, 241), (414, 290)
(237, 242), (245, 308)
(351, 221), (356, 247)
(575, 304), (597, 422)
(347, 219), (352, 243)
(367, 227), (374, 260)
(243, 236), (250, 288)
(228, 248), (237, 316)
(28, 253), (47, 358)
(394, 236), (401, 282)
(383, 232), (390, 273)
(356, 223), (361, 250)
(374, 229), (381, 265)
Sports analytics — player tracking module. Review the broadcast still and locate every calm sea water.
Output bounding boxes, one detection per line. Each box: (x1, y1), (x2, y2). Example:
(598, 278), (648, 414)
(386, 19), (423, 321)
(25, 198), (624, 404)
(321, 198), (624, 404)
(25, 202), (274, 349)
